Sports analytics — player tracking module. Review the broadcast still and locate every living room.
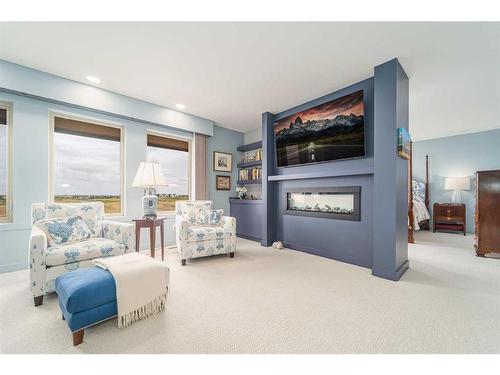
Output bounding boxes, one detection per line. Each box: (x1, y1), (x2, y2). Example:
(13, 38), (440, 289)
(1, 2), (500, 373)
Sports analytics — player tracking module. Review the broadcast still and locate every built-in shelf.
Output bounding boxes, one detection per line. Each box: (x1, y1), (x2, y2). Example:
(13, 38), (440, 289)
(237, 179), (262, 185)
(229, 198), (262, 205)
(237, 141), (262, 152)
(267, 167), (374, 181)
(237, 160), (262, 169)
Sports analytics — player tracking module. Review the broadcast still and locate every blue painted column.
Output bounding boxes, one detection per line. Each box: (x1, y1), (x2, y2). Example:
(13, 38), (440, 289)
(372, 58), (410, 281)
(261, 112), (277, 246)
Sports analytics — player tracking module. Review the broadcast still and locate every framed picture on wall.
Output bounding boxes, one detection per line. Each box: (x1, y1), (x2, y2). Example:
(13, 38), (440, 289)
(216, 175), (231, 190)
(213, 151), (233, 172)
(397, 128), (411, 160)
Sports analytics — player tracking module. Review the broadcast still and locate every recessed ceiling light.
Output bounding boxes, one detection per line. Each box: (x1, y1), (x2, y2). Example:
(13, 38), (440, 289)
(176, 104), (186, 110)
(86, 75), (101, 84)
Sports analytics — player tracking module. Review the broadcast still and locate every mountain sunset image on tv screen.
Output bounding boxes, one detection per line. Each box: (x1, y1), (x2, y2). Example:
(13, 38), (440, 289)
(274, 90), (365, 167)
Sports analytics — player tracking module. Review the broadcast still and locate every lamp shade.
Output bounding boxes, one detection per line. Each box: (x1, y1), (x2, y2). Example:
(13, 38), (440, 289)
(132, 161), (167, 188)
(444, 177), (470, 191)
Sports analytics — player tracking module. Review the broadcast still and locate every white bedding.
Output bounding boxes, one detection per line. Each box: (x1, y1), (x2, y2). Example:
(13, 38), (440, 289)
(413, 198), (430, 230)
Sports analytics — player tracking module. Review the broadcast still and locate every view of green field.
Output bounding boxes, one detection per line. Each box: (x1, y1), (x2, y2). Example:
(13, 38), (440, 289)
(0, 196), (6, 218)
(157, 195), (189, 212)
(55, 196), (121, 214)
(54, 195), (189, 214)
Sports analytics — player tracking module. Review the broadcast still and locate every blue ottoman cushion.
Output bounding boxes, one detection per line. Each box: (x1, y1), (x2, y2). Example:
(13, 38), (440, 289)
(55, 266), (118, 332)
(55, 266), (116, 313)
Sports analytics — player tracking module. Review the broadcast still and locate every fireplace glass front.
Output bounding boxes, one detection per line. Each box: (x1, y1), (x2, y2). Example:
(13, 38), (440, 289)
(283, 186), (360, 221)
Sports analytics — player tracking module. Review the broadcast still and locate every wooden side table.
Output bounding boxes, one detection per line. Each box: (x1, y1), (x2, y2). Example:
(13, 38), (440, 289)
(133, 217), (166, 260)
(433, 203), (466, 235)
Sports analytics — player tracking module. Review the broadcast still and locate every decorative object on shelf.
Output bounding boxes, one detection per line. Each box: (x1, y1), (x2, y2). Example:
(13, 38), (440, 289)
(216, 175), (231, 190)
(132, 161), (168, 218)
(398, 128), (411, 160)
(274, 90), (365, 167)
(272, 241), (284, 250)
(236, 186), (248, 199)
(213, 151), (233, 172)
(444, 176), (470, 203)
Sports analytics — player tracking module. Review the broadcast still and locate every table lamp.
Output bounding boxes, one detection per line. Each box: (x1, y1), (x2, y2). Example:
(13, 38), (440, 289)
(132, 161), (167, 218)
(444, 176), (470, 203)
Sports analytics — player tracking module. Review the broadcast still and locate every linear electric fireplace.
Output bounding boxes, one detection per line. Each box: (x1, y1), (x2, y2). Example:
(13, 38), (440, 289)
(283, 186), (361, 221)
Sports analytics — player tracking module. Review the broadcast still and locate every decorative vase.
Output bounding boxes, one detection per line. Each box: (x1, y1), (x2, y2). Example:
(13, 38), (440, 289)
(238, 192), (246, 200)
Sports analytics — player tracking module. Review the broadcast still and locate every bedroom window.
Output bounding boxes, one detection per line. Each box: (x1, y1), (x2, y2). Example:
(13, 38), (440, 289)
(146, 133), (190, 212)
(0, 103), (12, 222)
(51, 114), (123, 215)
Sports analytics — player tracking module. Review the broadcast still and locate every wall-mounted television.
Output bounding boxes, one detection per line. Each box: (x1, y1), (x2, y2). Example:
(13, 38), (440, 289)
(274, 90), (365, 167)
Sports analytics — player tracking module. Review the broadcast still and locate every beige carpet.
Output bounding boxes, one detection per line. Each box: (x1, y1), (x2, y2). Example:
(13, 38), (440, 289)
(1, 233), (499, 354)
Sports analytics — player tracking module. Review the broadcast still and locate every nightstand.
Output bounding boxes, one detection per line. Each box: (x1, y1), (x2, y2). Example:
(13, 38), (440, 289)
(433, 203), (466, 235)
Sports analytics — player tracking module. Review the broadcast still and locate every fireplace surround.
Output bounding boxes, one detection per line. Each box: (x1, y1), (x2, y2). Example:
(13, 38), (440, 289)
(283, 186), (361, 221)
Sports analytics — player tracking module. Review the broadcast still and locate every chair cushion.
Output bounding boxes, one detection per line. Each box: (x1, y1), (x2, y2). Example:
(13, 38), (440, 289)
(186, 226), (232, 242)
(196, 209), (224, 226)
(181, 201), (212, 225)
(55, 266), (116, 314)
(46, 237), (127, 266)
(43, 203), (103, 238)
(35, 216), (92, 246)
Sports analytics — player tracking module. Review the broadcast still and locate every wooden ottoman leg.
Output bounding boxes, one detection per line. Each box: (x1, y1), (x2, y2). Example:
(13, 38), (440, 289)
(229, 252), (235, 258)
(33, 295), (43, 307)
(181, 259), (186, 266)
(73, 329), (84, 346)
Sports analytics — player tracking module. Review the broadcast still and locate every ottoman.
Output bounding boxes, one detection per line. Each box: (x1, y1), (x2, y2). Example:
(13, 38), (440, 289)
(55, 267), (118, 346)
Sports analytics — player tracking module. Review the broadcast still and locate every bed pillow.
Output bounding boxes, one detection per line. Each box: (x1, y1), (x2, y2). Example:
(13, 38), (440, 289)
(36, 215), (92, 247)
(197, 209), (224, 226)
(412, 180), (426, 203)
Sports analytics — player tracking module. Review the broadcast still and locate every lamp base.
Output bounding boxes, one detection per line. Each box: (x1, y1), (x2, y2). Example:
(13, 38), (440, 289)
(142, 188), (158, 217)
(451, 190), (462, 203)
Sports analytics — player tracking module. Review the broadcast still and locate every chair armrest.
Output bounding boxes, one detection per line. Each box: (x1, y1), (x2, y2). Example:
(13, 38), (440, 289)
(100, 220), (136, 252)
(221, 216), (236, 235)
(29, 226), (48, 297)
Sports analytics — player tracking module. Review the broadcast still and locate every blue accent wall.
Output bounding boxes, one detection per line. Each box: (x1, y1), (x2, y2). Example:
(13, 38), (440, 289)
(372, 59), (409, 281)
(262, 58), (410, 280)
(413, 129), (500, 234)
(262, 78), (375, 267)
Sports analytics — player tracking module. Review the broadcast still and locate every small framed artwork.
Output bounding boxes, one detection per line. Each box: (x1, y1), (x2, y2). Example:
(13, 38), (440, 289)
(213, 151), (233, 172)
(216, 175), (231, 190)
(398, 128), (411, 160)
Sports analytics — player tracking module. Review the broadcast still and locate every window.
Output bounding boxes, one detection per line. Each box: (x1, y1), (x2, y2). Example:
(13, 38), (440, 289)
(0, 103), (12, 221)
(51, 115), (123, 215)
(147, 133), (190, 212)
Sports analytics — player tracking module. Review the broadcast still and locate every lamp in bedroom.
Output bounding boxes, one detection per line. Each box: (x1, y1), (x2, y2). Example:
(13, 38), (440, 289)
(444, 176), (470, 204)
(132, 161), (168, 218)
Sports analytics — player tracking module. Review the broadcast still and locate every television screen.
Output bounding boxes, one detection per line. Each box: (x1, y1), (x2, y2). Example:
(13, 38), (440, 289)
(274, 90), (365, 167)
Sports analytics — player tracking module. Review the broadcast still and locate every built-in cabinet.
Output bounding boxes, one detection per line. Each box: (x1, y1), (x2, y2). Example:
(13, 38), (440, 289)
(229, 198), (262, 241)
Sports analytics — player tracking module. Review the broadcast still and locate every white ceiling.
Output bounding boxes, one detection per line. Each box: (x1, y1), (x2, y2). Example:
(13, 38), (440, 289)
(0, 22), (499, 140)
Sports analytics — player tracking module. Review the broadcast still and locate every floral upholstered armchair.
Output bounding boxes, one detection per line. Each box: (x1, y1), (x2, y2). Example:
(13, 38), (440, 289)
(175, 200), (236, 265)
(30, 202), (135, 306)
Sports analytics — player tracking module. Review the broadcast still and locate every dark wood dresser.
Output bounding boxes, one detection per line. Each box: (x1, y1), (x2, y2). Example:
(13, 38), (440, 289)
(433, 203), (466, 235)
(475, 170), (500, 257)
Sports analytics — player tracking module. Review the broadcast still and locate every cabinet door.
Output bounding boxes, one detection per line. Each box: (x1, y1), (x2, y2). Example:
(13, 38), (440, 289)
(477, 171), (500, 251)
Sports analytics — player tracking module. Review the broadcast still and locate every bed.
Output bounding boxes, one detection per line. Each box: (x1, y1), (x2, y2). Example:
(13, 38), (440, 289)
(408, 148), (430, 243)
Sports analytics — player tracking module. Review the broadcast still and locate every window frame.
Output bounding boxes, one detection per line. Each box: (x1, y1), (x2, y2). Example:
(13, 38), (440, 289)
(49, 111), (125, 217)
(0, 102), (13, 223)
(146, 129), (192, 213)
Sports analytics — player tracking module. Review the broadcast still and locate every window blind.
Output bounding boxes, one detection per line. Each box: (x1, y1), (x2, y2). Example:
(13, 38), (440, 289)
(147, 134), (189, 152)
(54, 117), (121, 142)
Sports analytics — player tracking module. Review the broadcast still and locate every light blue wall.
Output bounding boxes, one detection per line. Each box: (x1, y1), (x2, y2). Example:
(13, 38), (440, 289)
(413, 129), (500, 233)
(207, 125), (244, 214)
(244, 127), (262, 144)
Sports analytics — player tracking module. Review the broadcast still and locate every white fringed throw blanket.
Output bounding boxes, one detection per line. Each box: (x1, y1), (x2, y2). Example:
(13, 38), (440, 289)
(93, 252), (168, 328)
